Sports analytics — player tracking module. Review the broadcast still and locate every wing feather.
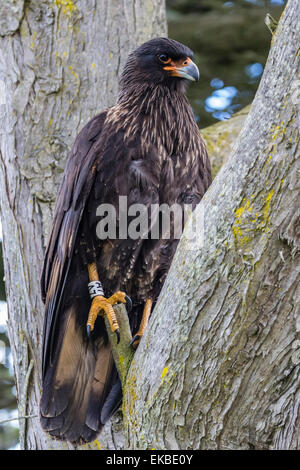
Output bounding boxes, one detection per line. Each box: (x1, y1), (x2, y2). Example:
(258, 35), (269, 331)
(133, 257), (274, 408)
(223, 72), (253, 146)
(41, 112), (107, 377)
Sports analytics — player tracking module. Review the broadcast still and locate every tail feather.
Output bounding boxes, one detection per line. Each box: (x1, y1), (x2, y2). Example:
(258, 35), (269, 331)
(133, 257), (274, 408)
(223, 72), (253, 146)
(40, 304), (120, 444)
(84, 338), (114, 432)
(100, 380), (122, 423)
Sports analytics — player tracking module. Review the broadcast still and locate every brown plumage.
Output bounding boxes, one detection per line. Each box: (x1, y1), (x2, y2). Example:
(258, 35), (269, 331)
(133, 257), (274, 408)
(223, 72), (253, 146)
(40, 37), (211, 444)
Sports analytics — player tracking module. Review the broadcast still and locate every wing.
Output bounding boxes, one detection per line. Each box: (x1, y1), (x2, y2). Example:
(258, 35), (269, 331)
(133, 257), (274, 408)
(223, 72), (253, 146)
(40, 111), (123, 443)
(40, 111), (162, 443)
(41, 111), (107, 375)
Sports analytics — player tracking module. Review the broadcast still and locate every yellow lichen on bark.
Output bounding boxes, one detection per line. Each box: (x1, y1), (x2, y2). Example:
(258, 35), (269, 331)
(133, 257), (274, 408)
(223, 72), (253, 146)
(123, 361), (139, 433)
(232, 189), (275, 247)
(53, 0), (77, 16)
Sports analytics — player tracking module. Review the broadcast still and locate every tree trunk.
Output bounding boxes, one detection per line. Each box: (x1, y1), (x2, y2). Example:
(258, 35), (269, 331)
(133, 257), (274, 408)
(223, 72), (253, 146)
(123, 0), (300, 450)
(2, 0), (298, 452)
(0, 0), (167, 450)
(201, 104), (250, 178)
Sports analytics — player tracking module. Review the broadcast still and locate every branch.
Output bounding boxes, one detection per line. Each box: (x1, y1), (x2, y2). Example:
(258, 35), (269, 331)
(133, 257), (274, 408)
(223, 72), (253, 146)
(104, 108), (251, 389)
(104, 305), (135, 387)
(201, 104), (250, 178)
(265, 13), (278, 35)
(0, 415), (37, 425)
(123, 1), (300, 450)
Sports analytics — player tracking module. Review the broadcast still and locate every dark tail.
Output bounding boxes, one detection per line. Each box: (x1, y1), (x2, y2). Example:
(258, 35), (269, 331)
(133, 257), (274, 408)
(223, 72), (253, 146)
(40, 303), (122, 444)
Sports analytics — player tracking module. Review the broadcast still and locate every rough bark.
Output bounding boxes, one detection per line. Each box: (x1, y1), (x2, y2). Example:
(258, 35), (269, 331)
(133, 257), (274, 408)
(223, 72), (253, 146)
(123, 0), (300, 450)
(0, 0), (167, 450)
(1, 0), (297, 452)
(201, 105), (250, 178)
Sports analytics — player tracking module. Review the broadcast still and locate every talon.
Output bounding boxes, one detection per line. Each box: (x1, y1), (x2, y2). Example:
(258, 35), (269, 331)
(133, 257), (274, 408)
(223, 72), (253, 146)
(86, 295), (120, 338)
(125, 295), (133, 312)
(107, 291), (127, 306)
(130, 299), (152, 349)
(86, 296), (101, 334)
(130, 334), (141, 349)
(86, 264), (123, 340)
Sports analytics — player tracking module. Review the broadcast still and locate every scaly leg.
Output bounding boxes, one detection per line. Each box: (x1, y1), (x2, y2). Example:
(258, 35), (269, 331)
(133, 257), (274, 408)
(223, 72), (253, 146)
(130, 299), (153, 349)
(86, 262), (132, 343)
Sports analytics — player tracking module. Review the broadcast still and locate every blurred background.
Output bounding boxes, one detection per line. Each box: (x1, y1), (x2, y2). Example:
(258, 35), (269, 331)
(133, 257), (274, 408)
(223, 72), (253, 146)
(168, 0), (286, 127)
(0, 0), (286, 450)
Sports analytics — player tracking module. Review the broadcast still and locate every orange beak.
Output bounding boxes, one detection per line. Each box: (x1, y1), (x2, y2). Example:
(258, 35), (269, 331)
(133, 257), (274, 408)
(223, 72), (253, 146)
(163, 57), (199, 82)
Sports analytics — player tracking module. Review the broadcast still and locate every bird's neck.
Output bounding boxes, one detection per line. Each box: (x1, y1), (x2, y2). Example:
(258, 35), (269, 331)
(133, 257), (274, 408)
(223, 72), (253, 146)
(107, 83), (198, 156)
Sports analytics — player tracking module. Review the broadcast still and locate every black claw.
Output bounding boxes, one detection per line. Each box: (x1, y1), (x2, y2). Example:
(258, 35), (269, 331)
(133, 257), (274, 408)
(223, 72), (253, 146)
(125, 294), (133, 312)
(115, 329), (120, 344)
(129, 334), (141, 348)
(87, 325), (91, 337)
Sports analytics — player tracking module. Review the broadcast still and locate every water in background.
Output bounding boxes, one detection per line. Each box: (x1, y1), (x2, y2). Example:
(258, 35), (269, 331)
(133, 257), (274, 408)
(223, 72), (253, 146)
(167, 0), (286, 127)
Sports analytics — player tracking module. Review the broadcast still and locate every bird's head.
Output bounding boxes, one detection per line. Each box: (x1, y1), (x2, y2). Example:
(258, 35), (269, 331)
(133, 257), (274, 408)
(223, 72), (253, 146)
(120, 37), (199, 94)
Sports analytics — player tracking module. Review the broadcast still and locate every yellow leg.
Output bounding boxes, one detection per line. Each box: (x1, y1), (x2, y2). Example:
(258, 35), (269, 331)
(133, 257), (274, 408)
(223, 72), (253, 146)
(86, 263), (131, 342)
(87, 295), (120, 335)
(130, 299), (153, 349)
(107, 291), (127, 305)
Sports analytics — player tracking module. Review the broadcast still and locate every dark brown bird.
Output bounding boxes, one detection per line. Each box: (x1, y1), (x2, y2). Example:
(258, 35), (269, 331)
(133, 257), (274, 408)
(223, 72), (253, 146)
(40, 37), (211, 444)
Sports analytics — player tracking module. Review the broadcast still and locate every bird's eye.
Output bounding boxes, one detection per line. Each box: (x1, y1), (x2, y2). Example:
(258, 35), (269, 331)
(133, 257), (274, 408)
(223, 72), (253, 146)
(158, 54), (171, 64)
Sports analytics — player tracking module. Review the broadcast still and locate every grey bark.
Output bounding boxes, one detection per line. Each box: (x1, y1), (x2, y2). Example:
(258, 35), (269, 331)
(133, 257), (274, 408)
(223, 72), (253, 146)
(0, 0), (167, 450)
(122, 0), (300, 450)
(1, 0), (298, 452)
(201, 104), (250, 178)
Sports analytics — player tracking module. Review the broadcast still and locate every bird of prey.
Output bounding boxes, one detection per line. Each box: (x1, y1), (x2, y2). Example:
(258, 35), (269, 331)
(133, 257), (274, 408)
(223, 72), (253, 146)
(40, 37), (211, 444)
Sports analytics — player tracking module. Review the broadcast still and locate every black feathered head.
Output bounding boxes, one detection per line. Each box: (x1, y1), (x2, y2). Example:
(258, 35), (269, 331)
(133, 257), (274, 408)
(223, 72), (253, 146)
(120, 37), (199, 94)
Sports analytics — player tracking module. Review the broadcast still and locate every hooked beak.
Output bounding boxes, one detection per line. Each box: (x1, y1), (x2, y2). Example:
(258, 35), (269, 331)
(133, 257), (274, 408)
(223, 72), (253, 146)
(164, 58), (200, 82)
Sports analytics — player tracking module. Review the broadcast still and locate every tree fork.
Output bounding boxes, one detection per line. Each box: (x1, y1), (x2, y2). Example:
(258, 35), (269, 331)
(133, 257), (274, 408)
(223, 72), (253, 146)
(122, 0), (300, 450)
(0, 0), (167, 450)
